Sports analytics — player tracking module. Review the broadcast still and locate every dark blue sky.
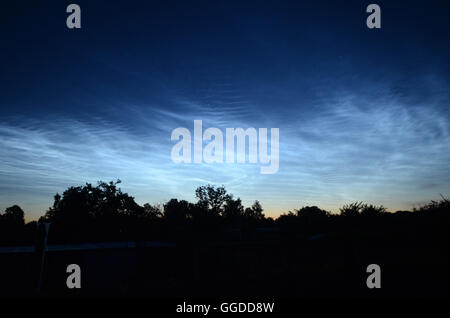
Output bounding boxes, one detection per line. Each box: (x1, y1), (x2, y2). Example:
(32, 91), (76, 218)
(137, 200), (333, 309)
(1, 0), (450, 219)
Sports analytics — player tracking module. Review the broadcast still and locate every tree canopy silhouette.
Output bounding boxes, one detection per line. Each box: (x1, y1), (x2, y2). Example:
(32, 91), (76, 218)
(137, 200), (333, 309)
(2, 205), (25, 226)
(0, 179), (449, 245)
(195, 184), (230, 216)
(42, 180), (143, 223)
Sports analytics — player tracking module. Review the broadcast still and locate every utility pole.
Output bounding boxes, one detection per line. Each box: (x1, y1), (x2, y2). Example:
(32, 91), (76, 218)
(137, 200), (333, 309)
(37, 222), (51, 292)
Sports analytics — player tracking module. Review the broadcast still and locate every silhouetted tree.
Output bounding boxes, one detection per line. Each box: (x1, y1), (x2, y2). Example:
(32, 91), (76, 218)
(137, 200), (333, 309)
(0, 205), (28, 245)
(195, 184), (230, 216)
(340, 202), (386, 217)
(41, 180), (146, 242)
(164, 199), (193, 222)
(244, 200), (265, 221)
(2, 205), (25, 226)
(295, 206), (328, 218)
(223, 196), (244, 225)
(414, 195), (450, 216)
(360, 204), (387, 216)
(43, 180), (143, 222)
(339, 202), (365, 217)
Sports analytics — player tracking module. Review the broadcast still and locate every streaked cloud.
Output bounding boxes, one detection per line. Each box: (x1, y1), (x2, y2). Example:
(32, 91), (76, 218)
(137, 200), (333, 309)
(1, 76), (449, 220)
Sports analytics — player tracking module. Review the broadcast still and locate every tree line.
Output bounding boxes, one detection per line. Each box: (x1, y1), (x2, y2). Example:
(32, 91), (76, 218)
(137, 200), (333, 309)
(1, 180), (449, 245)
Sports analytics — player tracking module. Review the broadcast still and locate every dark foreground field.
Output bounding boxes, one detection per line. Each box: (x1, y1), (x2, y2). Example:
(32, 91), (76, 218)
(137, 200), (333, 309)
(1, 234), (449, 298)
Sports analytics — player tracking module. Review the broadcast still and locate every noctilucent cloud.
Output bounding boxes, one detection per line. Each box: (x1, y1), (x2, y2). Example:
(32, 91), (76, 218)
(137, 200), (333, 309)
(1, 0), (449, 220)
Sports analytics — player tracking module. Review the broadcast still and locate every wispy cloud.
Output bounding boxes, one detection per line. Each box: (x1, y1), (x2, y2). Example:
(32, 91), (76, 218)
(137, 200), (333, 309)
(1, 75), (450, 219)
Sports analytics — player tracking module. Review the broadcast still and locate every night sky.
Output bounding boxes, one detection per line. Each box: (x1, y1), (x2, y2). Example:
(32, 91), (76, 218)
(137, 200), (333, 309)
(1, 0), (450, 220)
